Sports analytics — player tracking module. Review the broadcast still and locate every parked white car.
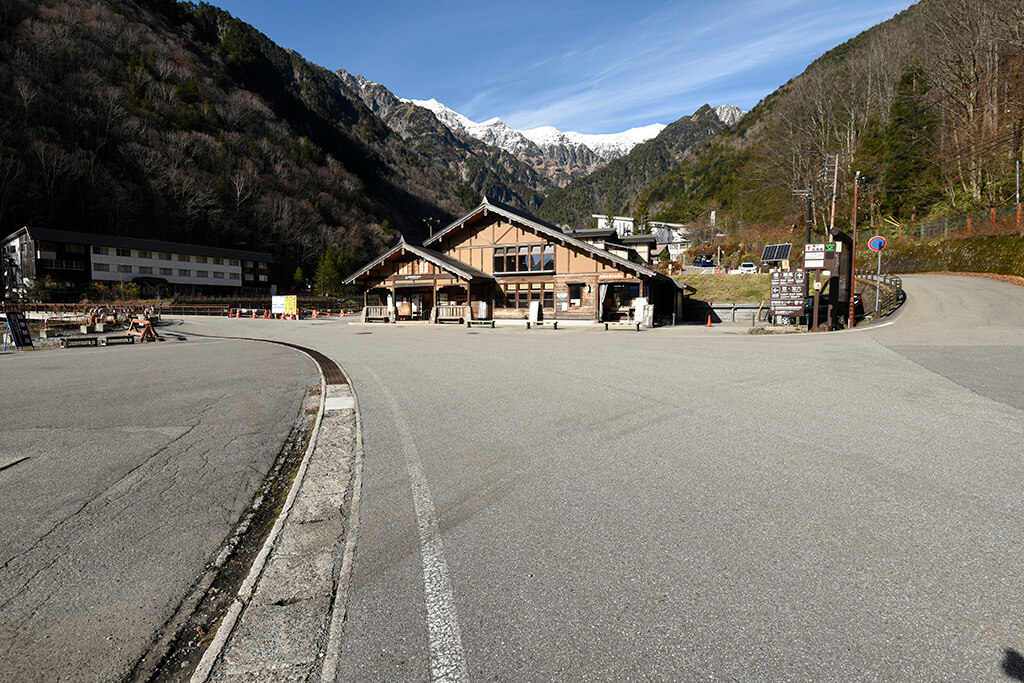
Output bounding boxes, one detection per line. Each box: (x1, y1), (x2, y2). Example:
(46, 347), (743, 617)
(737, 262), (758, 274)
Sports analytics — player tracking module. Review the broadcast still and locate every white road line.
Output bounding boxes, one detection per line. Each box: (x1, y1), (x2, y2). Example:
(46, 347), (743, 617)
(369, 369), (469, 682)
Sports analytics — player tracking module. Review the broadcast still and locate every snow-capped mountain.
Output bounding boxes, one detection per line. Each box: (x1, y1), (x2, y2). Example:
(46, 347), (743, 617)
(403, 98), (668, 163)
(713, 105), (745, 127)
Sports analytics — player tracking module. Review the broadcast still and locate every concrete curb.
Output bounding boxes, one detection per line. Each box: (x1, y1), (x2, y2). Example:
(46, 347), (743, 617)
(190, 370), (328, 683)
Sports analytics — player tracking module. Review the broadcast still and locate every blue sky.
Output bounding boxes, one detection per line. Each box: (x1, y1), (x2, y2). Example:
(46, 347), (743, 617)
(209, 0), (915, 134)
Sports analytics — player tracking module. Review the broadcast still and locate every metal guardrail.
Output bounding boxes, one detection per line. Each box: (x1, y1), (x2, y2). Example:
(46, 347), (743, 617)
(856, 271), (905, 318)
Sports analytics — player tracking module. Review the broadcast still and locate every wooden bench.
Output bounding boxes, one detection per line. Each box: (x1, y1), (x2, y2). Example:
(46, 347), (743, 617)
(435, 305), (469, 324)
(362, 306), (391, 323)
(59, 336), (99, 348)
(467, 320), (495, 328)
(604, 321), (641, 331)
(99, 335), (135, 346)
(526, 320), (558, 329)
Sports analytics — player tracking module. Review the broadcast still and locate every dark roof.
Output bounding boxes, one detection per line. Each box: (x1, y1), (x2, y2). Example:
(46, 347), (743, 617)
(344, 239), (494, 285)
(620, 234), (657, 244)
(9, 226), (274, 263)
(569, 228), (617, 239)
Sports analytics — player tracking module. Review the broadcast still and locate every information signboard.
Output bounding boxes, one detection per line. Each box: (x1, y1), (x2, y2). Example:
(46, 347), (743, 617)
(804, 242), (838, 269)
(769, 270), (807, 317)
(4, 312), (33, 348)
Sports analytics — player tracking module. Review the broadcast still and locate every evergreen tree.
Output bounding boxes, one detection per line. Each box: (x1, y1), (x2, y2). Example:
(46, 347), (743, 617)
(313, 248), (340, 296)
(881, 66), (940, 221)
(292, 266), (305, 292)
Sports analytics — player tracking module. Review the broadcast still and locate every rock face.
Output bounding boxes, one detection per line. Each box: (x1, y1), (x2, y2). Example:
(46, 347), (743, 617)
(336, 71), (552, 211)
(713, 105), (745, 127)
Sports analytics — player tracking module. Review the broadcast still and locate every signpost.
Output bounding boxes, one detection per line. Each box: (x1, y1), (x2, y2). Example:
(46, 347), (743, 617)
(868, 235), (886, 319)
(769, 269), (807, 320)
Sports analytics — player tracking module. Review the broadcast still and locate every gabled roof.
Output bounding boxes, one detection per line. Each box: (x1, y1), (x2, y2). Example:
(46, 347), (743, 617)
(423, 198), (669, 283)
(6, 226), (274, 263)
(344, 238), (494, 285)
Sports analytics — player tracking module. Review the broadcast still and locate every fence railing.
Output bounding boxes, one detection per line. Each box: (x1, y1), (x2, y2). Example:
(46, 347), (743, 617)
(856, 271), (904, 318)
(885, 205), (1021, 240)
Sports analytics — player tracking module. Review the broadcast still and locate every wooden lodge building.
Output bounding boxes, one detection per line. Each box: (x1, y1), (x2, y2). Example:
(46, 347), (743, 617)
(345, 200), (690, 324)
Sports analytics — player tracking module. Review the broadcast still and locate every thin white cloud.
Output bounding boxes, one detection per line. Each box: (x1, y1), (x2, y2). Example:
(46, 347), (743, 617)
(455, 0), (912, 133)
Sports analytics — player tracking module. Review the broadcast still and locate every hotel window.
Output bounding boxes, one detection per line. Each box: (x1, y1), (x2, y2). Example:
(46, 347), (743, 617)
(159, 252), (172, 260)
(117, 264), (132, 273)
(178, 254), (190, 262)
(196, 270), (208, 278)
(66, 244), (85, 254)
(228, 259), (240, 266)
(195, 256), (207, 264)
(543, 245), (555, 270)
(229, 272), (240, 280)
(138, 250), (151, 259)
(178, 269), (191, 276)
(211, 257), (223, 265)
(530, 283), (541, 302)
(94, 263), (110, 272)
(160, 267), (173, 275)
(138, 266), (152, 274)
(92, 246), (109, 255)
(116, 248), (131, 257)
(543, 283), (554, 308)
(213, 271), (224, 279)
(258, 274), (268, 282)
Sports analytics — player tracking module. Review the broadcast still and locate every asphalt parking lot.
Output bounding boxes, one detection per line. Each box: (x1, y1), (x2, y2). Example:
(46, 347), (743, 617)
(0, 337), (316, 681)
(3, 273), (1023, 681)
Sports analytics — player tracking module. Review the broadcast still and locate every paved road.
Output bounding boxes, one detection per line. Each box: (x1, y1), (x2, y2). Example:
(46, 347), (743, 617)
(190, 273), (1024, 681)
(0, 336), (316, 681)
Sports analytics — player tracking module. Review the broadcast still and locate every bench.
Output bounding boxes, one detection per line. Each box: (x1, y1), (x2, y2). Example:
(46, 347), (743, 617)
(526, 320), (558, 329)
(435, 305), (469, 324)
(467, 320), (495, 328)
(99, 335), (135, 346)
(59, 336), (99, 348)
(362, 306), (391, 323)
(604, 321), (641, 331)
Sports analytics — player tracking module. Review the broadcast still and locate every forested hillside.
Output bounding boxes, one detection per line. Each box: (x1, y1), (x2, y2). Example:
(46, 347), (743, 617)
(0, 0), (478, 281)
(635, 0), (1024, 235)
(536, 105), (727, 226)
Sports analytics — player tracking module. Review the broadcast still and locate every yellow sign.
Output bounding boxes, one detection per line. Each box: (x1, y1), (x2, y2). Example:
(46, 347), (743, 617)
(284, 295), (297, 315)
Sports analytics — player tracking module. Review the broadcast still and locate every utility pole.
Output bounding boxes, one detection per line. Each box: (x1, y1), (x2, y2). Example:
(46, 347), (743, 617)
(793, 184), (813, 243)
(828, 155), (840, 238)
(849, 171), (860, 328)
(422, 216), (439, 239)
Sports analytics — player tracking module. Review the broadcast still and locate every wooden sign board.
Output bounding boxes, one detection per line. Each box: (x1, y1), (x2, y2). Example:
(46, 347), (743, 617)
(770, 270), (807, 317)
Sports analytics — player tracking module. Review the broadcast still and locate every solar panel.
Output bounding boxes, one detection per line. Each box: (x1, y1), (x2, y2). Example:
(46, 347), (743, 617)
(761, 243), (793, 262)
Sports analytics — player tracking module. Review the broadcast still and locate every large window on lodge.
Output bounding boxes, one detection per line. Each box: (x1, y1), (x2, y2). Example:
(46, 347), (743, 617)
(493, 245), (554, 273)
(495, 282), (554, 308)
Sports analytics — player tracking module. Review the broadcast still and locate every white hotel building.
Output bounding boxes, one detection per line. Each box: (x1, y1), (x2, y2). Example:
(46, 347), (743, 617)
(2, 226), (274, 300)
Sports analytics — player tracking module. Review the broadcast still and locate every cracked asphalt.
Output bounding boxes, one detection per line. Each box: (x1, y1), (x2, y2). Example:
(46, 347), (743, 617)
(0, 337), (316, 682)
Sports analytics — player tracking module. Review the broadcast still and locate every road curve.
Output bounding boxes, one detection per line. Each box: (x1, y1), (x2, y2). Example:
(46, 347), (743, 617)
(185, 274), (1024, 681)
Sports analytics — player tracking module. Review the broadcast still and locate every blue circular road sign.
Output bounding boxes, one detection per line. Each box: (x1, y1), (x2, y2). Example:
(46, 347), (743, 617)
(868, 236), (887, 251)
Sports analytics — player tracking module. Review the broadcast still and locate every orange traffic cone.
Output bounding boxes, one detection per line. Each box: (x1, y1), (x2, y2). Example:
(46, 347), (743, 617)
(251, 310), (256, 318)
(706, 313), (713, 327)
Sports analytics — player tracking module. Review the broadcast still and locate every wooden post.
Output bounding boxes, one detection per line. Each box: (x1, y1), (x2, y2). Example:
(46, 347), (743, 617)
(967, 213), (973, 234)
(991, 207), (996, 231)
